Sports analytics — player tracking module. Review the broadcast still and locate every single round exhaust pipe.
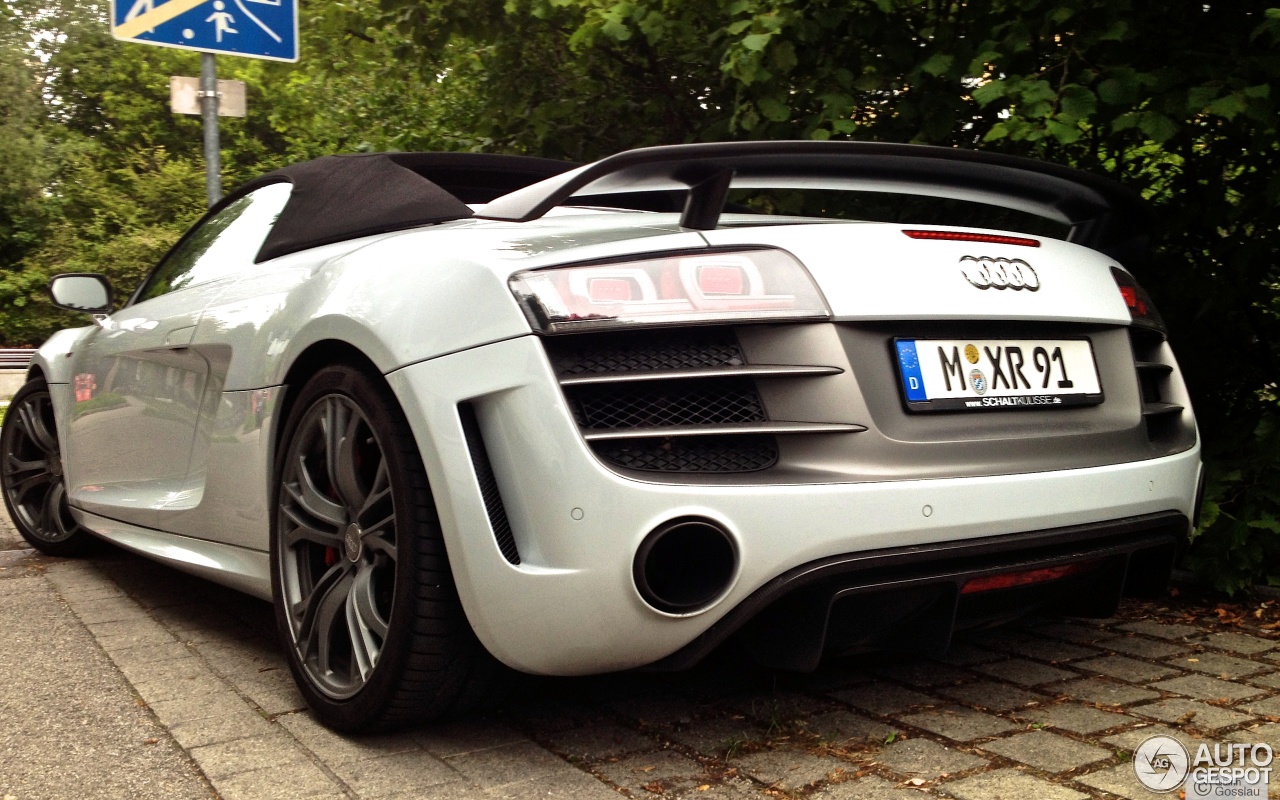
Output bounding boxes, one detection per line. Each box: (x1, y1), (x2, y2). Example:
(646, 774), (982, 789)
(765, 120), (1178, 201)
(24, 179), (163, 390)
(633, 517), (737, 614)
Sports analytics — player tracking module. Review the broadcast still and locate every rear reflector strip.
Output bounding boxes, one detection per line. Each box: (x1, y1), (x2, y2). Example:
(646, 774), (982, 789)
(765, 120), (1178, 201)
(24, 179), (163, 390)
(960, 561), (1099, 594)
(903, 230), (1041, 247)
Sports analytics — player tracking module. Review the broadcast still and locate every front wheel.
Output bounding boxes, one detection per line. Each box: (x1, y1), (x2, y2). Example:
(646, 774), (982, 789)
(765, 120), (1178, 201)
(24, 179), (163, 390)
(1, 379), (96, 556)
(271, 364), (505, 732)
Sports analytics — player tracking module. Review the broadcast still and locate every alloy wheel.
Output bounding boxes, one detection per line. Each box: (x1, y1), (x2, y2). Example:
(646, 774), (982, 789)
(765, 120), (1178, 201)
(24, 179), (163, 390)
(2, 388), (80, 544)
(277, 394), (398, 700)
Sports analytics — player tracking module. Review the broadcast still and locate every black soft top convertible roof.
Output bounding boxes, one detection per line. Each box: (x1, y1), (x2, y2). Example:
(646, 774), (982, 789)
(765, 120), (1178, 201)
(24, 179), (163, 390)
(228, 152), (577, 262)
(220, 144), (1150, 264)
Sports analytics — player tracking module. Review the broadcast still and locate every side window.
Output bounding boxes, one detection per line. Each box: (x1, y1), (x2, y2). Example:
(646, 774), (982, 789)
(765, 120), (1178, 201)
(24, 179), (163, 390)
(134, 182), (292, 304)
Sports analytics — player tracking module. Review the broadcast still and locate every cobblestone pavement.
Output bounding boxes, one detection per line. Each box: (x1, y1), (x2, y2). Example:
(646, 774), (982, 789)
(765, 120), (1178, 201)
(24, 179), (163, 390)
(3, 506), (1280, 800)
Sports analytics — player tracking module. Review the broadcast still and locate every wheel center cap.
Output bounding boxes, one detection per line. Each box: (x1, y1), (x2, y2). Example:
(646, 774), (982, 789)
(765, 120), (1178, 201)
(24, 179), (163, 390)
(343, 523), (363, 562)
(49, 460), (63, 478)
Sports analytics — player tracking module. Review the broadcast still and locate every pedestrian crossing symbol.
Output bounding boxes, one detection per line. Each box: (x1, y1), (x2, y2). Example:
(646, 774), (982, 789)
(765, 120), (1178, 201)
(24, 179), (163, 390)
(111, 0), (297, 62)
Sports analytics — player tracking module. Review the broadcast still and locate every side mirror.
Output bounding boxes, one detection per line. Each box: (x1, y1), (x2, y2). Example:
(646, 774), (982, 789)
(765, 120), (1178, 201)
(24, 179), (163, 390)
(49, 273), (112, 314)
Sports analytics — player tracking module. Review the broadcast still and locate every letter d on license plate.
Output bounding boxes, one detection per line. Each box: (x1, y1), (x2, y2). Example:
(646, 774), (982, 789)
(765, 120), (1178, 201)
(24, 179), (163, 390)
(895, 337), (1103, 412)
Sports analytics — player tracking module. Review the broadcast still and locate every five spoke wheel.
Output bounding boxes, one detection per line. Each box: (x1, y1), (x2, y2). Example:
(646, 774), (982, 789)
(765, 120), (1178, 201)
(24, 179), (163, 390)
(278, 394), (398, 699)
(1, 380), (90, 555)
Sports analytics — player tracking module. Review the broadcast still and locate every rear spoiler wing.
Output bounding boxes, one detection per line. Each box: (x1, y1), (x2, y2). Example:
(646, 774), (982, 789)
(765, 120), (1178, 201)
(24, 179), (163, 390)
(477, 141), (1151, 262)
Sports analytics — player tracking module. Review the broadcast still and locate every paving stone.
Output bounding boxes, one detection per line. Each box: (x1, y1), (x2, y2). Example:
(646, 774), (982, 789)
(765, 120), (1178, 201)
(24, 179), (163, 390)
(815, 775), (930, 800)
(413, 718), (527, 758)
(979, 730), (1110, 773)
(542, 722), (657, 761)
(1047, 677), (1160, 706)
(444, 740), (576, 790)
(942, 768), (1088, 800)
(1118, 620), (1203, 640)
(147, 689), (260, 727)
(871, 660), (976, 688)
(107, 640), (194, 668)
(1152, 673), (1268, 702)
(1103, 724), (1210, 754)
(967, 630), (1099, 663)
(1227, 722), (1280, 752)
(1133, 698), (1256, 731)
(597, 749), (711, 796)
(490, 768), (628, 800)
(331, 749), (466, 796)
(939, 680), (1046, 712)
(937, 643), (1004, 667)
(276, 710), (419, 764)
(1031, 621), (1113, 645)
(133, 672), (230, 704)
(830, 683), (937, 716)
(116, 655), (212, 687)
(898, 705), (1017, 742)
(1012, 703), (1133, 735)
(1077, 763), (1174, 800)
(1074, 654), (1181, 682)
(799, 709), (897, 748)
(1247, 671), (1280, 689)
(167, 708), (276, 749)
(212, 760), (347, 800)
(1170, 651), (1273, 679)
(874, 737), (986, 779)
(188, 733), (308, 780)
(664, 716), (761, 757)
(70, 596), (153, 625)
(1234, 695), (1280, 718)
(975, 658), (1075, 687)
(226, 672), (307, 716)
(731, 690), (829, 725)
(1099, 634), (1190, 659)
(1199, 632), (1278, 655)
(733, 747), (851, 791)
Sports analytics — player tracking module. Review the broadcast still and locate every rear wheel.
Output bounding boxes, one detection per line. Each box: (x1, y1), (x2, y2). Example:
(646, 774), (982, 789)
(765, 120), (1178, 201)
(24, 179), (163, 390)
(271, 364), (505, 732)
(1, 379), (96, 556)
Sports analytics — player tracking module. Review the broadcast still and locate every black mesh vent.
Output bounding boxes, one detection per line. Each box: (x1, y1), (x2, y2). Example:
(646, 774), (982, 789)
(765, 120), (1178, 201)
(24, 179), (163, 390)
(549, 329), (745, 376)
(458, 404), (520, 565)
(570, 379), (766, 430)
(594, 436), (778, 473)
(1129, 329), (1179, 444)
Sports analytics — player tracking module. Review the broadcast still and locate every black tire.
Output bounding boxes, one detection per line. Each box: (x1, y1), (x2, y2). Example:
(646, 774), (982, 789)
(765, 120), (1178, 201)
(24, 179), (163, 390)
(1, 379), (96, 556)
(271, 364), (506, 732)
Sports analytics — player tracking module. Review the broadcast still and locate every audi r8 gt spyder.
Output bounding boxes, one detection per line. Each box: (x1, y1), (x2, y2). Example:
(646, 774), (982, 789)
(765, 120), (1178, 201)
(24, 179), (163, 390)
(1, 142), (1202, 732)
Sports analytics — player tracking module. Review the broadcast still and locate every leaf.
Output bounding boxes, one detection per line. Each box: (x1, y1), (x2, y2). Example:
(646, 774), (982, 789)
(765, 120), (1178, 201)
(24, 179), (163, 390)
(1186, 86), (1220, 112)
(969, 50), (1002, 73)
(1100, 20), (1128, 41)
(1206, 93), (1249, 120)
(1138, 112), (1178, 143)
(982, 122), (1009, 141)
(1246, 516), (1280, 533)
(771, 41), (797, 73)
(758, 96), (790, 122)
(741, 32), (772, 51)
(1046, 118), (1083, 144)
(809, 127), (831, 140)
(1059, 86), (1097, 120)
(972, 81), (1006, 105)
(920, 53), (953, 77)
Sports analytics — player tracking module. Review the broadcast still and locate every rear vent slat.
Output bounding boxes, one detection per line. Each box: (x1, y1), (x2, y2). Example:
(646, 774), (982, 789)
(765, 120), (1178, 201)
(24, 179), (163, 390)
(544, 328), (849, 474)
(583, 422), (865, 441)
(1141, 402), (1184, 418)
(559, 364), (841, 386)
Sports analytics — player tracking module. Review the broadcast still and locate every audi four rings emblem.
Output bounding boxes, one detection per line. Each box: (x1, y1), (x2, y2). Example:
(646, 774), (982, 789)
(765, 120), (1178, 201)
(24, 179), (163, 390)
(960, 256), (1040, 291)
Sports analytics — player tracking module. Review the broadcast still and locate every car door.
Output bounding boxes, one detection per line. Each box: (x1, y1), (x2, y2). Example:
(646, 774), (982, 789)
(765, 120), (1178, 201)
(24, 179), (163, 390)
(64, 184), (291, 530)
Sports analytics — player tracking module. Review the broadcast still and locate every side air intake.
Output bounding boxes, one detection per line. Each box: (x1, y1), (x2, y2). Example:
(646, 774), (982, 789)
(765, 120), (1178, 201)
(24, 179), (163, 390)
(458, 403), (520, 565)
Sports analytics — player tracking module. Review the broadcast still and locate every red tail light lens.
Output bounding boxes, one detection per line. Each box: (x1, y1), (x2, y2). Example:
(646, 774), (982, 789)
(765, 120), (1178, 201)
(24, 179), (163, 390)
(510, 249), (829, 333)
(961, 561), (1100, 594)
(1110, 267), (1166, 334)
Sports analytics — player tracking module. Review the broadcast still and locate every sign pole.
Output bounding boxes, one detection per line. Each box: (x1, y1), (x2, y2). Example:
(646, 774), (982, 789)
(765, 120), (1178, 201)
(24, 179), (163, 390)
(200, 52), (221, 207)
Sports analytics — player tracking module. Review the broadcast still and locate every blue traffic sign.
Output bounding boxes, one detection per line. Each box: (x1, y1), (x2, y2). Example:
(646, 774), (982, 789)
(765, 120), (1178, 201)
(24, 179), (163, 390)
(111, 0), (297, 62)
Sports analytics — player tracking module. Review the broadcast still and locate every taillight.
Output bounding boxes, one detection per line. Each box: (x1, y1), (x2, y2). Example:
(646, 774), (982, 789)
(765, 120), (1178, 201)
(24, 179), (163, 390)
(1110, 267), (1166, 334)
(510, 249), (830, 333)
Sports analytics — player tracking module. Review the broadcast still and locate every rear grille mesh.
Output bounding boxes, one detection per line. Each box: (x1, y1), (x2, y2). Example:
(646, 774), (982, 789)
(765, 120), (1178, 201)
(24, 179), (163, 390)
(571, 379), (766, 430)
(552, 329), (745, 375)
(543, 327), (850, 474)
(459, 404), (521, 565)
(595, 436), (779, 473)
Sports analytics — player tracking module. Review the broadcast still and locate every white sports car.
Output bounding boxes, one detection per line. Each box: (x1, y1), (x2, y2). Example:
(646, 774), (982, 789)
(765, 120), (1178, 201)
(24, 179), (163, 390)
(1, 142), (1202, 732)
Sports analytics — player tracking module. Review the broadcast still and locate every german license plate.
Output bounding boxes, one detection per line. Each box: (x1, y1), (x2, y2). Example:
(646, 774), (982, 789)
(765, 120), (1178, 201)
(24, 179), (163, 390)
(895, 338), (1103, 412)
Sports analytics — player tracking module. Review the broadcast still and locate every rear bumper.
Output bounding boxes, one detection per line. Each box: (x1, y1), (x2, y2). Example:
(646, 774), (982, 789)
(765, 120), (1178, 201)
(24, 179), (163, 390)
(649, 510), (1188, 672)
(387, 335), (1201, 676)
